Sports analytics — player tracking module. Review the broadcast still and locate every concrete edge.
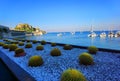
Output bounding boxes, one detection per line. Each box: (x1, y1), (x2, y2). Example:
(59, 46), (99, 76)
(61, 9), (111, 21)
(15, 39), (120, 53)
(21, 39), (120, 53)
(46, 42), (120, 53)
(0, 50), (36, 81)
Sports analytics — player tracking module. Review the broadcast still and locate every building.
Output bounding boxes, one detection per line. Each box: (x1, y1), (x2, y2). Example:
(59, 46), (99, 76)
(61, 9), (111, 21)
(0, 25), (26, 38)
(0, 25), (10, 38)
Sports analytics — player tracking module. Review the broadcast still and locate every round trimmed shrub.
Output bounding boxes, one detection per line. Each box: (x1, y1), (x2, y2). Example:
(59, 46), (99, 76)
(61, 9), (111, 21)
(0, 42), (4, 46)
(14, 48), (26, 57)
(3, 44), (9, 49)
(21, 40), (25, 42)
(79, 52), (94, 65)
(13, 38), (19, 41)
(5, 40), (11, 44)
(25, 43), (32, 48)
(63, 44), (72, 50)
(61, 69), (86, 81)
(51, 42), (56, 46)
(3, 39), (8, 41)
(9, 44), (18, 51)
(18, 42), (24, 46)
(32, 40), (38, 44)
(50, 48), (61, 56)
(88, 46), (98, 54)
(36, 45), (44, 50)
(26, 40), (30, 42)
(28, 55), (43, 67)
(11, 41), (19, 44)
(41, 40), (46, 45)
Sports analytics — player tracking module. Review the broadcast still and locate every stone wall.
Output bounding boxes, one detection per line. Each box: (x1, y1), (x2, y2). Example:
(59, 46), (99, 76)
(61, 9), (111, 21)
(10, 30), (26, 36)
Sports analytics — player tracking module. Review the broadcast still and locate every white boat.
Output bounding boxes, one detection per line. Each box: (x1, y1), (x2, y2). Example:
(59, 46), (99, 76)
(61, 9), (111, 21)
(88, 32), (97, 37)
(71, 32), (75, 35)
(108, 27), (114, 37)
(57, 33), (62, 36)
(114, 31), (120, 37)
(108, 32), (114, 37)
(88, 25), (97, 37)
(100, 32), (106, 38)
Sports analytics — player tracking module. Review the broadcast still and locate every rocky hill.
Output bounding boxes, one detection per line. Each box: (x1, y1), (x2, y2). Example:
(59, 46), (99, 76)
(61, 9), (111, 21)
(15, 23), (46, 34)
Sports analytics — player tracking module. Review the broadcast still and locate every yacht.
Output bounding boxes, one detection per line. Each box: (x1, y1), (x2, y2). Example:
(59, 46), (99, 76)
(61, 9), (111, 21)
(108, 27), (114, 37)
(108, 32), (114, 38)
(114, 31), (120, 37)
(100, 32), (106, 38)
(57, 33), (62, 36)
(88, 32), (97, 37)
(88, 26), (97, 37)
(71, 32), (75, 35)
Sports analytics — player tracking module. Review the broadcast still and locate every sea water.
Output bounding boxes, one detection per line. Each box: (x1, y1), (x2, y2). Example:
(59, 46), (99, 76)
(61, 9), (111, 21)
(26, 31), (120, 50)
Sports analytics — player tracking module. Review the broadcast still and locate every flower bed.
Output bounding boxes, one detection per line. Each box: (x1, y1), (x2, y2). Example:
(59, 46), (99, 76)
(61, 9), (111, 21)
(0, 40), (120, 81)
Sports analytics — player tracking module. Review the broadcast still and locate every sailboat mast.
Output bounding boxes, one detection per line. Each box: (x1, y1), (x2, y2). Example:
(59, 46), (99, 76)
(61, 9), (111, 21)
(91, 25), (93, 33)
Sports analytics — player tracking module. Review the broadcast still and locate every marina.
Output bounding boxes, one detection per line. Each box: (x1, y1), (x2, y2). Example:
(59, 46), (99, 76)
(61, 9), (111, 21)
(26, 31), (120, 50)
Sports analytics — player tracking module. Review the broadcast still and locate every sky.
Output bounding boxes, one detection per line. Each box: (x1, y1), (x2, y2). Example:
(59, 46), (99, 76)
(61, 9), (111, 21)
(0, 0), (120, 32)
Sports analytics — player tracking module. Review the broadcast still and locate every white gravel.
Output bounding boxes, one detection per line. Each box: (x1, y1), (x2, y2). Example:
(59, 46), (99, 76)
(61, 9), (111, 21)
(0, 42), (120, 81)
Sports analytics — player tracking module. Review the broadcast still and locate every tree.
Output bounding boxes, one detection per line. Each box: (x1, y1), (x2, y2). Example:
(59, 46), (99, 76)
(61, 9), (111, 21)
(15, 23), (32, 32)
(0, 28), (3, 32)
(3, 28), (8, 33)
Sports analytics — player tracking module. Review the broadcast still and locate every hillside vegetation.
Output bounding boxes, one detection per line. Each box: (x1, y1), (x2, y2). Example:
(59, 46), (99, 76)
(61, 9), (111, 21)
(15, 23), (46, 34)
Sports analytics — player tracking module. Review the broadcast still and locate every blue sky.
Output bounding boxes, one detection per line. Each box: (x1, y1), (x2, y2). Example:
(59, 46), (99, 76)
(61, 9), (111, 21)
(0, 0), (120, 32)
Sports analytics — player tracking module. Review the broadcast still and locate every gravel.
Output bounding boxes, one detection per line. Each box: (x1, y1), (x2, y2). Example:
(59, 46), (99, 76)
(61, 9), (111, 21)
(0, 42), (120, 81)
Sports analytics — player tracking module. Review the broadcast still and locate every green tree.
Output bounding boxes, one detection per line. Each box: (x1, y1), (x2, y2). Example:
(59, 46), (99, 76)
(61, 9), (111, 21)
(3, 28), (8, 33)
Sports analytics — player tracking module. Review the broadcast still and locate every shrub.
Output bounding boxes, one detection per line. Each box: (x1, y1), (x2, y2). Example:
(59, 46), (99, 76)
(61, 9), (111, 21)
(25, 43), (32, 48)
(41, 40), (46, 45)
(51, 42), (56, 46)
(21, 40), (25, 42)
(36, 45), (44, 50)
(28, 55), (43, 67)
(3, 44), (9, 49)
(18, 42), (24, 46)
(11, 41), (19, 44)
(50, 48), (61, 56)
(61, 68), (86, 81)
(5, 40), (11, 44)
(88, 46), (98, 54)
(13, 38), (20, 41)
(0, 42), (4, 46)
(9, 44), (18, 51)
(3, 39), (8, 41)
(79, 52), (94, 65)
(3, 39), (11, 42)
(14, 48), (26, 57)
(63, 44), (72, 50)
(26, 40), (30, 42)
(32, 40), (38, 44)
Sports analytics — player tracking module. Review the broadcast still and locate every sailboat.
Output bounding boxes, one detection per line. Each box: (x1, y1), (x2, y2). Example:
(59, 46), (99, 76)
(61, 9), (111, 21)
(114, 31), (120, 37)
(100, 30), (106, 38)
(71, 32), (75, 35)
(57, 33), (62, 36)
(88, 25), (97, 37)
(108, 27), (114, 38)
